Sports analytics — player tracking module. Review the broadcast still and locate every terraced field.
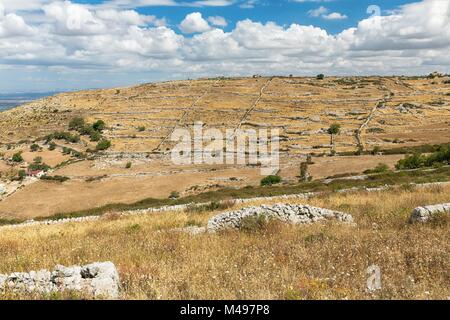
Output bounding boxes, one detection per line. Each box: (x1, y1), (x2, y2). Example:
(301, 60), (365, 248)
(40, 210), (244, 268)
(0, 76), (449, 218)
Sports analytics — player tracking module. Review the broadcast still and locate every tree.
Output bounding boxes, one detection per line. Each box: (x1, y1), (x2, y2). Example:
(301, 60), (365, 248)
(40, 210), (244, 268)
(327, 124), (341, 152)
(317, 74), (325, 80)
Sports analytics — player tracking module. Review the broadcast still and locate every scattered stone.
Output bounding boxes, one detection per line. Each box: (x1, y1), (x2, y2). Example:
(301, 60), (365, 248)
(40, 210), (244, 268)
(409, 203), (450, 223)
(0, 262), (120, 299)
(207, 203), (355, 232)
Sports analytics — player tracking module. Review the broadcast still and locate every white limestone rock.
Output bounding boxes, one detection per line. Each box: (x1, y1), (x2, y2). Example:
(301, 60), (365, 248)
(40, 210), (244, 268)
(410, 203), (450, 223)
(0, 261), (120, 299)
(207, 203), (355, 232)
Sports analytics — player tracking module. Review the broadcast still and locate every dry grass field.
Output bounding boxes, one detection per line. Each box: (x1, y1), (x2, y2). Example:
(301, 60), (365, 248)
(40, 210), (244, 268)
(0, 185), (448, 300)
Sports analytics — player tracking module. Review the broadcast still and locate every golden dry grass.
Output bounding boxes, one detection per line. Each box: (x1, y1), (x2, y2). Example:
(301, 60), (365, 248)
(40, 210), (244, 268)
(0, 185), (448, 300)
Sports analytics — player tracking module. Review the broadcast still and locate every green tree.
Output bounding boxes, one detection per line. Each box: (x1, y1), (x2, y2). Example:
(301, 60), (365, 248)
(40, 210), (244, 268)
(316, 74), (325, 80)
(327, 124), (341, 152)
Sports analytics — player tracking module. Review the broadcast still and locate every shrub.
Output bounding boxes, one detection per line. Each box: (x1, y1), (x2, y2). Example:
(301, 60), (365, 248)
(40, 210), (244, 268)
(90, 131), (102, 142)
(40, 175), (70, 182)
(18, 170), (26, 180)
(96, 139), (111, 151)
(125, 161), (132, 169)
(33, 156), (43, 164)
(138, 126), (146, 132)
(261, 175), (282, 186)
(28, 162), (51, 172)
(48, 142), (57, 151)
(12, 152), (23, 163)
(371, 146), (381, 155)
(364, 163), (389, 174)
(395, 147), (450, 170)
(169, 191), (180, 199)
(396, 153), (425, 170)
(92, 120), (106, 132)
(68, 117), (85, 131)
(240, 215), (268, 232)
(30, 143), (40, 152)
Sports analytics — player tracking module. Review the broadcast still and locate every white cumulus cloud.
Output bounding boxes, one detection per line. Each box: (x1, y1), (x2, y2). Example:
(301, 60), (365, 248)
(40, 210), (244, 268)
(179, 12), (211, 34)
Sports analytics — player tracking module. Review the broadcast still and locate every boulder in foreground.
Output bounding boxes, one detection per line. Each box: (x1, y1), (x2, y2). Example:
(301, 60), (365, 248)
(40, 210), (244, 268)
(207, 203), (355, 232)
(410, 203), (450, 223)
(0, 261), (119, 299)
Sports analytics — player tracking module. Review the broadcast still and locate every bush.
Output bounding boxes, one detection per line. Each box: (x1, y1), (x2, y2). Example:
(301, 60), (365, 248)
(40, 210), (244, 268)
(90, 131), (102, 142)
(18, 170), (26, 180)
(69, 117), (85, 131)
(125, 161), (132, 169)
(40, 175), (70, 182)
(138, 126), (146, 132)
(28, 162), (51, 172)
(48, 142), (56, 151)
(169, 191), (180, 199)
(240, 215), (269, 232)
(12, 152), (23, 163)
(364, 163), (389, 174)
(396, 153), (425, 170)
(371, 146), (381, 155)
(395, 147), (450, 170)
(261, 175), (282, 186)
(93, 120), (106, 132)
(30, 143), (40, 152)
(33, 156), (42, 164)
(96, 139), (111, 151)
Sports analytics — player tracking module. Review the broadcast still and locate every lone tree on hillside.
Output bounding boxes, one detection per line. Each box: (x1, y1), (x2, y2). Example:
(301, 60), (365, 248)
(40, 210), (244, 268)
(316, 74), (325, 80)
(327, 123), (341, 153)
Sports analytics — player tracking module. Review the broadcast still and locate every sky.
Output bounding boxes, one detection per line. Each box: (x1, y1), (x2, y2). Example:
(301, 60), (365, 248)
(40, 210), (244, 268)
(0, 0), (449, 93)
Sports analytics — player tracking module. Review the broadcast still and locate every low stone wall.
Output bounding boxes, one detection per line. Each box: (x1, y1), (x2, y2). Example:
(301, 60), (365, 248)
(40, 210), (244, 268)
(410, 203), (450, 223)
(0, 262), (120, 299)
(207, 203), (355, 232)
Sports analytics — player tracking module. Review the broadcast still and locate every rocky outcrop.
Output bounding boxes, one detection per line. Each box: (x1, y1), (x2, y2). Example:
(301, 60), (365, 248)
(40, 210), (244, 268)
(207, 204), (354, 232)
(409, 203), (450, 223)
(0, 262), (119, 299)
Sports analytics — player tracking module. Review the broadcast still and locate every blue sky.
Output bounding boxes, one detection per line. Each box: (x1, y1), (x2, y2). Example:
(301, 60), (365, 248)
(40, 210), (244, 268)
(0, 0), (448, 93)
